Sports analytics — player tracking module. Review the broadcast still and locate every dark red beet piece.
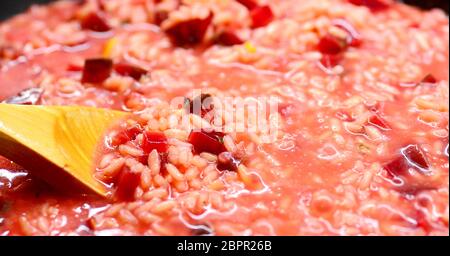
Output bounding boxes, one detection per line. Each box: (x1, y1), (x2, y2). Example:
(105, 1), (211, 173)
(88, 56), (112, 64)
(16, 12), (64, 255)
(348, 0), (391, 11)
(141, 131), (169, 154)
(159, 153), (169, 174)
(3, 88), (44, 105)
(215, 31), (244, 46)
(320, 54), (343, 68)
(80, 12), (111, 32)
(154, 10), (169, 26)
(384, 144), (430, 177)
(402, 145), (430, 171)
(384, 144), (433, 194)
(188, 130), (227, 155)
(81, 58), (113, 84)
(165, 12), (213, 47)
(217, 152), (241, 172)
(368, 114), (391, 130)
(185, 94), (214, 118)
(136, 154), (148, 165)
(111, 125), (142, 147)
(385, 156), (409, 177)
(250, 5), (274, 28)
(0, 196), (4, 213)
(421, 74), (438, 84)
(236, 0), (258, 10)
(332, 19), (363, 47)
(114, 62), (148, 80)
(318, 34), (347, 55)
(115, 167), (140, 201)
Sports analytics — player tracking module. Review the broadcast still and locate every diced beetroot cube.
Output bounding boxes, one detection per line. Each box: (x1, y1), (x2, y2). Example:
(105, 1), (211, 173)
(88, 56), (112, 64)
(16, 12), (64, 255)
(141, 131), (169, 154)
(115, 167), (141, 201)
(318, 35), (347, 55)
(114, 62), (148, 80)
(217, 152), (241, 172)
(126, 125), (142, 140)
(137, 154), (148, 165)
(216, 31), (244, 46)
(111, 132), (131, 147)
(250, 5), (274, 29)
(421, 74), (437, 84)
(332, 19), (363, 47)
(154, 10), (169, 26)
(81, 58), (113, 84)
(348, 0), (391, 11)
(384, 144), (434, 194)
(402, 144), (429, 171)
(165, 12), (214, 47)
(384, 154), (410, 177)
(368, 114), (391, 130)
(3, 88), (44, 105)
(384, 144), (430, 177)
(236, 0), (259, 10)
(188, 130), (227, 155)
(0, 196), (4, 212)
(111, 125), (142, 147)
(320, 54), (343, 68)
(159, 153), (169, 174)
(80, 12), (111, 32)
(185, 94), (214, 118)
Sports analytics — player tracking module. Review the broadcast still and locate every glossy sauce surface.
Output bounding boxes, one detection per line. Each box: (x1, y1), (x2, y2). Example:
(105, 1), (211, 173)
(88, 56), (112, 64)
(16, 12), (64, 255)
(0, 0), (448, 235)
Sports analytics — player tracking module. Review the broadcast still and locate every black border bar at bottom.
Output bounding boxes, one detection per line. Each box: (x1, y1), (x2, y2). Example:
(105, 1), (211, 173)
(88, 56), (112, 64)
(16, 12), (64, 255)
(0, 236), (447, 255)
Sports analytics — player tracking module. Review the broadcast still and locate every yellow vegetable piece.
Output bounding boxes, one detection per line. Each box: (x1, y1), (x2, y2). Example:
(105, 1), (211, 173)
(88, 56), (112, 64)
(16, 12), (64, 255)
(244, 41), (257, 54)
(103, 37), (118, 58)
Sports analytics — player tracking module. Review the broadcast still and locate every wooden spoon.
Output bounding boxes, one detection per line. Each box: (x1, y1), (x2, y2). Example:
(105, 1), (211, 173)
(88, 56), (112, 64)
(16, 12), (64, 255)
(0, 104), (128, 197)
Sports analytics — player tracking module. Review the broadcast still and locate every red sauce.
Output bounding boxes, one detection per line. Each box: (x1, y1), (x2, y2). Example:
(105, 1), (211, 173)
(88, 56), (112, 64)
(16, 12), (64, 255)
(0, 0), (448, 236)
